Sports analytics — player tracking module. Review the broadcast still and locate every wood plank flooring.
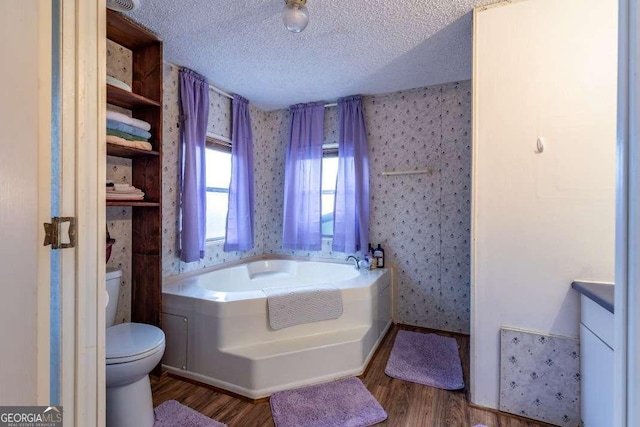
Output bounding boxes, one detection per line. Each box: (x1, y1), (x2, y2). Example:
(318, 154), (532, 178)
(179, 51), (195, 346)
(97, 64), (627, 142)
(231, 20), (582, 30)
(151, 324), (554, 426)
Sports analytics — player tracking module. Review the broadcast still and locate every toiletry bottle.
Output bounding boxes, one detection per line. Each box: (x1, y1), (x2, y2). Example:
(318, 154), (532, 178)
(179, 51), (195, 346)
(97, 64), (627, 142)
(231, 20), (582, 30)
(365, 244), (373, 265)
(374, 244), (385, 268)
(365, 243), (374, 269)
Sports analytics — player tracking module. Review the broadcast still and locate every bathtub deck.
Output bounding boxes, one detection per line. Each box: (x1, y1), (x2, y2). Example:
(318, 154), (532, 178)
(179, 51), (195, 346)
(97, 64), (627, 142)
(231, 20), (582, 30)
(151, 324), (554, 427)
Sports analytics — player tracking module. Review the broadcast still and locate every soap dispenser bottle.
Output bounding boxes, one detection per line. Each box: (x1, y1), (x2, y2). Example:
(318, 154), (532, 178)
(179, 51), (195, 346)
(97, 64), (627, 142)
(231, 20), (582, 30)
(374, 244), (385, 268)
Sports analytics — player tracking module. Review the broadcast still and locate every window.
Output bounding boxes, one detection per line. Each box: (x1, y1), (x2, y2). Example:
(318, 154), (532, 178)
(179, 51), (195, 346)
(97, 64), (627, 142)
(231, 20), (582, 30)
(205, 141), (231, 241)
(321, 146), (339, 237)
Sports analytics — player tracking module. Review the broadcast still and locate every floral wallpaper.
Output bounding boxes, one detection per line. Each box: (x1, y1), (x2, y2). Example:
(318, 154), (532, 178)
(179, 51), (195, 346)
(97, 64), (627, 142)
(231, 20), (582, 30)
(363, 83), (472, 333)
(207, 87), (231, 139)
(500, 328), (580, 426)
(161, 62), (268, 277)
(106, 39), (132, 87)
(106, 42), (580, 423)
(106, 156), (132, 324)
(244, 82), (472, 333)
(107, 45), (471, 333)
(106, 38), (135, 323)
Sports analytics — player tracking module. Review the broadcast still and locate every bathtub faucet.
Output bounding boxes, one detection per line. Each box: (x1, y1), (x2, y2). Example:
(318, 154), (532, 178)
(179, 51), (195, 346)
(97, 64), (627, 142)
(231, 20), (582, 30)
(346, 255), (360, 270)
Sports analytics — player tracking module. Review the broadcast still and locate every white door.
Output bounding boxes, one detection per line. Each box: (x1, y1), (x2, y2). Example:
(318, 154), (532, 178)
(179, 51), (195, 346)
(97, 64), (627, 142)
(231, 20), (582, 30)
(0, 1), (105, 425)
(0, 0), (58, 405)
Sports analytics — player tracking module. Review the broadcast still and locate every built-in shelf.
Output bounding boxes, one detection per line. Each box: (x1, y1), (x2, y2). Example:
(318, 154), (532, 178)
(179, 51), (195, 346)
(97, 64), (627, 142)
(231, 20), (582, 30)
(106, 9), (160, 49)
(107, 143), (159, 159)
(107, 84), (161, 109)
(106, 201), (160, 207)
(107, 9), (163, 371)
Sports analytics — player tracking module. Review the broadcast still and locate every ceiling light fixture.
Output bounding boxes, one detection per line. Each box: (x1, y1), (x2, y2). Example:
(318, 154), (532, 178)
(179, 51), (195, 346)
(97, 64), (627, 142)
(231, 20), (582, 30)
(282, 0), (309, 33)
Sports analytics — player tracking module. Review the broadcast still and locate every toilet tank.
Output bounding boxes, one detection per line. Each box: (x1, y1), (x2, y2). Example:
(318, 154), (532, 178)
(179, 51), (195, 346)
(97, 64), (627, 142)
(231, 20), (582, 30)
(106, 269), (122, 328)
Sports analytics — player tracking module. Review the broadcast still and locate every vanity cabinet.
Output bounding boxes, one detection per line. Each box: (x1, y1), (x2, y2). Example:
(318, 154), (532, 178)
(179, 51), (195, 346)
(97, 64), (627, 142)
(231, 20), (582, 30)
(575, 284), (614, 427)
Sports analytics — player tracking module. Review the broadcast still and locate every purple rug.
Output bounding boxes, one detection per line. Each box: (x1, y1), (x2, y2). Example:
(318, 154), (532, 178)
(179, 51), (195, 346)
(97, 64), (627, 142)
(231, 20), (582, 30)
(154, 400), (227, 427)
(385, 330), (464, 390)
(270, 377), (387, 427)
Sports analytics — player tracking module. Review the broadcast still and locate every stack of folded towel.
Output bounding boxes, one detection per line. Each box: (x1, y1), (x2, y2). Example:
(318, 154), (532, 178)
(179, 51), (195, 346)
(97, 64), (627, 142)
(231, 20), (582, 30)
(106, 181), (145, 201)
(106, 110), (153, 151)
(107, 75), (132, 92)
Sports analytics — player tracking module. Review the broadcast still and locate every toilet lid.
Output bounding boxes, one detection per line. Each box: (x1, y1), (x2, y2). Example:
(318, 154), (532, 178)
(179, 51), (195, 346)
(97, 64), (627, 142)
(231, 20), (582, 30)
(106, 323), (165, 361)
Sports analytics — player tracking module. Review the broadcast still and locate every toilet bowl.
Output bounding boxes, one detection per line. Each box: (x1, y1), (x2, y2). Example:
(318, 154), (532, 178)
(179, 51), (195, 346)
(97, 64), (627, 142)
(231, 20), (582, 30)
(105, 269), (165, 427)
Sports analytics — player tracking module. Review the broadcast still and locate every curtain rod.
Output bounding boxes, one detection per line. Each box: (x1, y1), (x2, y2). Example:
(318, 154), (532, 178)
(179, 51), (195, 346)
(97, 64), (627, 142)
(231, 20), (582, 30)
(168, 61), (337, 107)
(208, 81), (338, 108)
(209, 83), (233, 100)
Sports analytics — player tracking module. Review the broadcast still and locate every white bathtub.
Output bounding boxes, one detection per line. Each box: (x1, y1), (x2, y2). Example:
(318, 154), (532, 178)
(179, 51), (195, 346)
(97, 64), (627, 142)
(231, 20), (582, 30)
(161, 258), (392, 399)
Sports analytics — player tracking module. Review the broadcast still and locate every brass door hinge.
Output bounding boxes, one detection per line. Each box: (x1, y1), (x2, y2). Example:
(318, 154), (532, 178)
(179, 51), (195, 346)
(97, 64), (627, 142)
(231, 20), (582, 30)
(44, 217), (77, 249)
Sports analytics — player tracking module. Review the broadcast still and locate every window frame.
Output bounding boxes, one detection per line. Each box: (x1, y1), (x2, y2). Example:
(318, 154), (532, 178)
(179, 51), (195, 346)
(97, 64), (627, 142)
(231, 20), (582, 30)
(321, 143), (339, 238)
(205, 136), (232, 242)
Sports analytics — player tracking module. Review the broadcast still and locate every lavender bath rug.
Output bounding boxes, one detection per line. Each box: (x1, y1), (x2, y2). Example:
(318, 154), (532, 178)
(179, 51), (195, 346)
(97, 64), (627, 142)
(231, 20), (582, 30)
(270, 377), (387, 427)
(154, 400), (227, 427)
(385, 330), (464, 390)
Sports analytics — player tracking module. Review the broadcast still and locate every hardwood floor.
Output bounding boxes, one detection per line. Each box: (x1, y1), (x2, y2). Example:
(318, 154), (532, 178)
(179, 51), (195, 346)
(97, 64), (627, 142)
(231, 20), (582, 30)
(151, 324), (553, 426)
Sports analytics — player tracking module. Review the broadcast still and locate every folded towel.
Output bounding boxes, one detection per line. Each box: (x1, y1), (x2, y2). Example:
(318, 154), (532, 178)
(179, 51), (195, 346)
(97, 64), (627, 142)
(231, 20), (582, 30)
(107, 128), (149, 142)
(107, 119), (152, 140)
(106, 193), (144, 201)
(107, 75), (132, 92)
(109, 184), (141, 194)
(106, 134), (153, 151)
(263, 285), (343, 330)
(106, 110), (152, 132)
(106, 183), (145, 200)
(106, 190), (144, 196)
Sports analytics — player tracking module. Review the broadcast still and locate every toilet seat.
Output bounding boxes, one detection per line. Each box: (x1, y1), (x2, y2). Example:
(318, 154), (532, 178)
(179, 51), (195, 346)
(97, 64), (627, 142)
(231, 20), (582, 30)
(106, 323), (165, 365)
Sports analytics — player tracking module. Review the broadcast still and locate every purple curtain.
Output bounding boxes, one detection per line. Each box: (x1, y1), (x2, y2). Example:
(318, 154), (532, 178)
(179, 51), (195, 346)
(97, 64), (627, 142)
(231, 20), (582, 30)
(332, 95), (370, 253)
(178, 68), (209, 262)
(282, 102), (325, 251)
(224, 95), (255, 251)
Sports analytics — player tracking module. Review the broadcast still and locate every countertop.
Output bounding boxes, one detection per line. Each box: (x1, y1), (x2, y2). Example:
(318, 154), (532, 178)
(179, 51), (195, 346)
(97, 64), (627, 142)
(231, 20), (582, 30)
(571, 281), (614, 314)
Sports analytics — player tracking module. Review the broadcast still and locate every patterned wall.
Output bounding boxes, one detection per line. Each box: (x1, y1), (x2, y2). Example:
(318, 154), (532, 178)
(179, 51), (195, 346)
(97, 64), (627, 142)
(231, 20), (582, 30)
(106, 40), (133, 323)
(261, 83), (472, 333)
(500, 328), (580, 426)
(161, 63), (271, 277)
(107, 39), (131, 87)
(366, 83), (471, 332)
(107, 43), (472, 333)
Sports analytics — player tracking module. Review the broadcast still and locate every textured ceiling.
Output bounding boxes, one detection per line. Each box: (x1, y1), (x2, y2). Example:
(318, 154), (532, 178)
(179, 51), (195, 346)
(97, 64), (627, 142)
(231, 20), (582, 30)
(127, 0), (494, 110)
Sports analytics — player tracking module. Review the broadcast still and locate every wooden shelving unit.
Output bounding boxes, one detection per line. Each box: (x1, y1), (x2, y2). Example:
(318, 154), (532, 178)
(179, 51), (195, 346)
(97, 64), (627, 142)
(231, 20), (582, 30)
(107, 84), (162, 109)
(107, 10), (163, 332)
(106, 201), (161, 208)
(107, 143), (159, 158)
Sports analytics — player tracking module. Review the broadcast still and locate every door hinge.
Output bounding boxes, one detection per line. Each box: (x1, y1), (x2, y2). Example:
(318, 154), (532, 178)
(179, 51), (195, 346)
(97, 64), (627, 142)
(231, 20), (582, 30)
(44, 217), (77, 249)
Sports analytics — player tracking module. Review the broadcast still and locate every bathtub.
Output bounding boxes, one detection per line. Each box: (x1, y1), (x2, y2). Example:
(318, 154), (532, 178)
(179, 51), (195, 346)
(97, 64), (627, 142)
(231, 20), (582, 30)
(161, 258), (392, 399)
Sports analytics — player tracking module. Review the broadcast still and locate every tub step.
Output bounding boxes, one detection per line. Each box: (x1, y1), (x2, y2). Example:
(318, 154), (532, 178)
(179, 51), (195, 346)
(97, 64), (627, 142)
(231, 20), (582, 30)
(222, 325), (371, 359)
(210, 324), (383, 397)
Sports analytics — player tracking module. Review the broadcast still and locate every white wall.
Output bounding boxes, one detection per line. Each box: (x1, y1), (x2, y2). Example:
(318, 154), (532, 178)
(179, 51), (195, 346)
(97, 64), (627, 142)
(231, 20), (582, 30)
(471, 0), (618, 409)
(0, 1), (43, 404)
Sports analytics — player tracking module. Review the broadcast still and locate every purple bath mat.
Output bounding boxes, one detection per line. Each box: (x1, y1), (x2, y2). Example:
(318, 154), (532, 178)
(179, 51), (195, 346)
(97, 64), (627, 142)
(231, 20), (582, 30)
(385, 330), (464, 390)
(270, 377), (387, 427)
(154, 400), (227, 427)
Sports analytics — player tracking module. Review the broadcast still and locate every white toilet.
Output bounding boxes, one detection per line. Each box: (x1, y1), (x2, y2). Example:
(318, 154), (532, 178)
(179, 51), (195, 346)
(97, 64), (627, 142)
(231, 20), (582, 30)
(106, 269), (165, 427)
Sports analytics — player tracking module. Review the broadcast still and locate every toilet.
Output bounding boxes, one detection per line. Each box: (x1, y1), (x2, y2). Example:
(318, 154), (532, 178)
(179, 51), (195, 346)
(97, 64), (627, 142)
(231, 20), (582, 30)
(105, 269), (165, 427)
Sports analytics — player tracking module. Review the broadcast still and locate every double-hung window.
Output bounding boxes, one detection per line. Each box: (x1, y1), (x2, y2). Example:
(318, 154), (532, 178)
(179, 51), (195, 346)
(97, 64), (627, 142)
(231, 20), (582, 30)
(205, 138), (232, 241)
(321, 143), (339, 237)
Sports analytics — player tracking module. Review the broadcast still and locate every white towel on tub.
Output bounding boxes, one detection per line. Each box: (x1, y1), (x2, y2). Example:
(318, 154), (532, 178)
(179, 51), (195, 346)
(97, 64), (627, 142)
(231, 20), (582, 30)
(262, 285), (343, 330)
